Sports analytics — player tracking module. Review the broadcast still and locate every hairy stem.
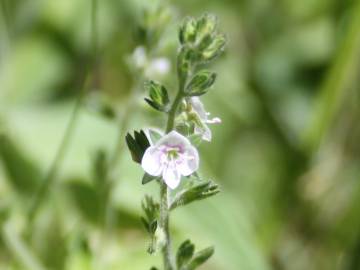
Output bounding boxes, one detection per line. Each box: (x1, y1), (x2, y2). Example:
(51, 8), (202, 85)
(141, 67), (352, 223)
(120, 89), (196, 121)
(160, 70), (187, 270)
(160, 182), (174, 270)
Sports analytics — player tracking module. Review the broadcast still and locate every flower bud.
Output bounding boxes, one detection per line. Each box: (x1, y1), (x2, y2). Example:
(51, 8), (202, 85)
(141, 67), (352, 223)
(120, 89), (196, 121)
(201, 33), (226, 62)
(144, 80), (170, 112)
(196, 13), (217, 43)
(179, 17), (197, 45)
(186, 70), (217, 96)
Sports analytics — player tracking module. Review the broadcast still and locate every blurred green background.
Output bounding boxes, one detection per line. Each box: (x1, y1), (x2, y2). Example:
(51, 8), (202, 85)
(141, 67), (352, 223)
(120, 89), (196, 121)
(1, 0), (360, 269)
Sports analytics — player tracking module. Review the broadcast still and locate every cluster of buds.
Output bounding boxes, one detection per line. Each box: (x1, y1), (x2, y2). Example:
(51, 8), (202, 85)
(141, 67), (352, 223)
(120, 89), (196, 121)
(126, 13), (226, 270)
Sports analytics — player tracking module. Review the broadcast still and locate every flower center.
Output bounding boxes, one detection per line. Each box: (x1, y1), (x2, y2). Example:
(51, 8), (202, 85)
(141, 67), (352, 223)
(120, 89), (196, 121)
(167, 148), (179, 160)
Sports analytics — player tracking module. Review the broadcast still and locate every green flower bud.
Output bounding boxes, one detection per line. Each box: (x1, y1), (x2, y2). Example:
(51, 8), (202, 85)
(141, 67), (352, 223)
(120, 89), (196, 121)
(201, 33), (226, 62)
(196, 13), (217, 43)
(144, 80), (170, 112)
(185, 70), (217, 96)
(179, 17), (197, 45)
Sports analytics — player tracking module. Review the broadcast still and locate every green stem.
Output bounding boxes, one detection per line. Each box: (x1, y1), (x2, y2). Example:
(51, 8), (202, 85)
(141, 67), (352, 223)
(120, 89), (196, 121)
(160, 69), (187, 270)
(160, 182), (174, 270)
(27, 0), (98, 224)
(166, 90), (184, 133)
(27, 86), (85, 223)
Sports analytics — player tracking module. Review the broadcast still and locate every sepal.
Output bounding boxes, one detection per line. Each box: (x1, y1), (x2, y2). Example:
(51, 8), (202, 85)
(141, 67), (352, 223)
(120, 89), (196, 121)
(125, 130), (150, 163)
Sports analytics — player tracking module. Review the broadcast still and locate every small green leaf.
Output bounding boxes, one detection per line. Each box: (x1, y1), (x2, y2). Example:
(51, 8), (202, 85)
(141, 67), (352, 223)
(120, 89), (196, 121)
(142, 173), (158, 185)
(187, 246), (214, 270)
(150, 220), (158, 234)
(0, 134), (41, 195)
(186, 71), (217, 96)
(176, 240), (195, 268)
(170, 181), (220, 210)
(141, 195), (159, 235)
(141, 217), (150, 233)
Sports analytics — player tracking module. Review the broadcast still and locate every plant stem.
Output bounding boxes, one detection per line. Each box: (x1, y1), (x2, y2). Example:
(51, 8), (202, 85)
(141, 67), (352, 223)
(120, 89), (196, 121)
(166, 90), (183, 133)
(27, 87), (85, 223)
(160, 182), (174, 270)
(160, 71), (187, 270)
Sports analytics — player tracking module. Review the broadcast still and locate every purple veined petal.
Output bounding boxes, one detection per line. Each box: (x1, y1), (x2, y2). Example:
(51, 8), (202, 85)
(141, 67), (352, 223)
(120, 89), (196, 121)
(162, 162), (181, 189)
(155, 130), (192, 149)
(141, 146), (163, 176)
(177, 145), (199, 176)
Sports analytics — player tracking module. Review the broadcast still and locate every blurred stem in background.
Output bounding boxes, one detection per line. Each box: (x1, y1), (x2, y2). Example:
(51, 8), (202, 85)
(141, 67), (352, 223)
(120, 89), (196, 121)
(27, 0), (100, 224)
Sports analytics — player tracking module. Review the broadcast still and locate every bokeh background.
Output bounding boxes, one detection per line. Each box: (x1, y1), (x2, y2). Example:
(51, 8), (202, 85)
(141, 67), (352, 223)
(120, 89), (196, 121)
(1, 0), (360, 269)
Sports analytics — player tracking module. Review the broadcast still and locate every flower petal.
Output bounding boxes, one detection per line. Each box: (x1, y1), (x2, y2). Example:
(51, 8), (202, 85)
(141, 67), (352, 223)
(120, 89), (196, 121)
(178, 145), (199, 176)
(189, 97), (207, 120)
(162, 164), (181, 189)
(206, 117), (221, 124)
(156, 130), (192, 149)
(141, 146), (163, 176)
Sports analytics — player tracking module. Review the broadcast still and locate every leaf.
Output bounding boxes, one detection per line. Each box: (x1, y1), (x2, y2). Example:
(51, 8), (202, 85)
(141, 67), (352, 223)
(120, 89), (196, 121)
(142, 173), (158, 185)
(186, 70), (217, 96)
(187, 246), (214, 270)
(170, 181), (220, 210)
(0, 133), (41, 195)
(177, 240), (195, 268)
(126, 130), (150, 164)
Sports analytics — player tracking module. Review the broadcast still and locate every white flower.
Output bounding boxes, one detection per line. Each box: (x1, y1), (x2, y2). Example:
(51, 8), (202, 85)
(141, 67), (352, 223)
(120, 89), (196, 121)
(147, 57), (171, 77)
(132, 46), (170, 77)
(141, 131), (199, 189)
(133, 46), (147, 68)
(189, 97), (221, 141)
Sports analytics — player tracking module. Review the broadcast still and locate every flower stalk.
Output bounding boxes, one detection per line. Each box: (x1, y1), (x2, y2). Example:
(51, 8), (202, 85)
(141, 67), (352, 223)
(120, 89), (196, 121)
(126, 13), (226, 270)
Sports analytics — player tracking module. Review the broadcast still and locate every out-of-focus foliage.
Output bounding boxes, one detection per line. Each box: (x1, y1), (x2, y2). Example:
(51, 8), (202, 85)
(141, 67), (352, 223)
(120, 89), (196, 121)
(1, 0), (360, 269)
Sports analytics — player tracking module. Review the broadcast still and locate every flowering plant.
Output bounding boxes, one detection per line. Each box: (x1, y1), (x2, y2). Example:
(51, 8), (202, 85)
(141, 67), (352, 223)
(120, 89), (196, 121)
(126, 13), (226, 270)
